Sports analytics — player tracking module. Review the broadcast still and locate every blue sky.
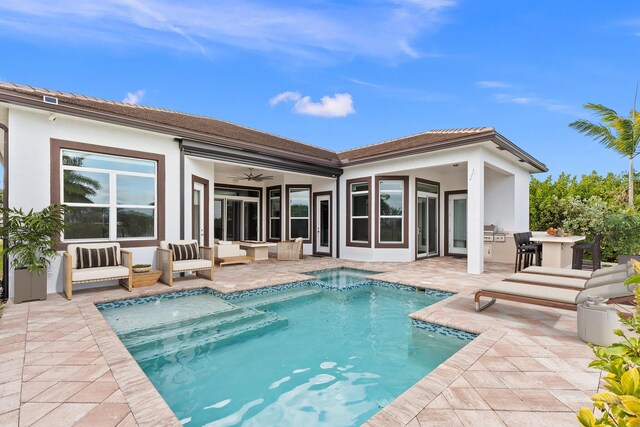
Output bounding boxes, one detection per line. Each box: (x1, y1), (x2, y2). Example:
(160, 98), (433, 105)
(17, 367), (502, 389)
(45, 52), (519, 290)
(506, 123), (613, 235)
(0, 0), (639, 179)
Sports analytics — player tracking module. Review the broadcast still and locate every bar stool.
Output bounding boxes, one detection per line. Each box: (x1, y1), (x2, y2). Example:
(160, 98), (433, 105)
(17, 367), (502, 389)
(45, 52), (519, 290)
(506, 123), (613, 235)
(572, 233), (602, 271)
(514, 232), (542, 272)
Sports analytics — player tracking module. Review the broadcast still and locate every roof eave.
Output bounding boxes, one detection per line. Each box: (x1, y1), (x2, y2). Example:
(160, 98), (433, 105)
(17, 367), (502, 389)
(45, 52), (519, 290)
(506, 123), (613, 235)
(0, 89), (342, 169)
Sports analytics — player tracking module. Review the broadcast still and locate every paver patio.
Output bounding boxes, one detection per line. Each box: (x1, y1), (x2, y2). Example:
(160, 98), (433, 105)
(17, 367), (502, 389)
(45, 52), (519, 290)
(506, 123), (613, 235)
(0, 257), (603, 426)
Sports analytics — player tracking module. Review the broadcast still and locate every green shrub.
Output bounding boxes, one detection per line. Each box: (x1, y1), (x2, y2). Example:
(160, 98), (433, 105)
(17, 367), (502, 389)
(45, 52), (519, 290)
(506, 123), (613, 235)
(578, 261), (640, 426)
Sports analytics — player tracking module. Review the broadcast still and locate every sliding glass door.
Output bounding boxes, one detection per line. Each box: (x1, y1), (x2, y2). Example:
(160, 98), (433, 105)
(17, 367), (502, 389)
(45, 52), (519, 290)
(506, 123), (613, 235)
(213, 187), (260, 242)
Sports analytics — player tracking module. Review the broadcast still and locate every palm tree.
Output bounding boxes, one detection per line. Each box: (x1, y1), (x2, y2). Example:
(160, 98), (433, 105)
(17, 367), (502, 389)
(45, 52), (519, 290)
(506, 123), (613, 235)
(569, 102), (640, 209)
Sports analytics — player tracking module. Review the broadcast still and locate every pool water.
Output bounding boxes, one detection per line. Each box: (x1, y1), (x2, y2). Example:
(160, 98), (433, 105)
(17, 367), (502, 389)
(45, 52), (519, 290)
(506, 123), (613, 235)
(304, 267), (380, 286)
(99, 284), (471, 427)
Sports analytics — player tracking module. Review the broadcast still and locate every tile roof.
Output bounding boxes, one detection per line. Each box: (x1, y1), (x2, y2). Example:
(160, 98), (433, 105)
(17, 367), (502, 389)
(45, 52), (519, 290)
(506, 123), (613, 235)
(0, 82), (544, 171)
(0, 82), (338, 162)
(338, 127), (495, 162)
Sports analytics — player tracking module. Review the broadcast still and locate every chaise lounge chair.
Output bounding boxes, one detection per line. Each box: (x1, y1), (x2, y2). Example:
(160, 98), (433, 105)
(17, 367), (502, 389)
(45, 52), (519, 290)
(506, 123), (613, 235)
(475, 280), (635, 312)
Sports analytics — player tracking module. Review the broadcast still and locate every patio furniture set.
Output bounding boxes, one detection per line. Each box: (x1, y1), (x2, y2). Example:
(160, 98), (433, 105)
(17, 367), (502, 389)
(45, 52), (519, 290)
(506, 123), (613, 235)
(513, 231), (602, 272)
(63, 238), (304, 300)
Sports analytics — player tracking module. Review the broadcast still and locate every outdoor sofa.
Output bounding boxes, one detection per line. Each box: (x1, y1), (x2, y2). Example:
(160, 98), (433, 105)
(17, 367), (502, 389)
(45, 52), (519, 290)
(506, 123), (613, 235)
(213, 241), (251, 266)
(63, 242), (132, 300)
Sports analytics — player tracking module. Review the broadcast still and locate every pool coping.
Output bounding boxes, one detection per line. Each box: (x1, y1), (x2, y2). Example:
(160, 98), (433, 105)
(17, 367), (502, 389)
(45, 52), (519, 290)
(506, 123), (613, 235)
(87, 278), (497, 427)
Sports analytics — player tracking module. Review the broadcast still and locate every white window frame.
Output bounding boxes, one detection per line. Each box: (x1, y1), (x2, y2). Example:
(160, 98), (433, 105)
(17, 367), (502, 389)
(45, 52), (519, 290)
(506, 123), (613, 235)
(60, 149), (158, 242)
(350, 182), (369, 243)
(268, 187), (281, 241)
(378, 179), (404, 244)
(288, 187), (310, 240)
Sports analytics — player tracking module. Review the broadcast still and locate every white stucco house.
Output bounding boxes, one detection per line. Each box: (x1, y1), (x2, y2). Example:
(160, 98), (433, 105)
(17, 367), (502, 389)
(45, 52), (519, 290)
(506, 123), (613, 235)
(0, 82), (547, 299)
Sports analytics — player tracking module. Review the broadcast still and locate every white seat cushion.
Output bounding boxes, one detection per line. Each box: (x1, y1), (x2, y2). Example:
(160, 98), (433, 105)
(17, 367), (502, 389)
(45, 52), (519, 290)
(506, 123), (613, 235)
(215, 244), (242, 258)
(521, 266), (593, 279)
(173, 259), (212, 271)
(506, 273), (586, 289)
(481, 281), (581, 304)
(72, 266), (130, 283)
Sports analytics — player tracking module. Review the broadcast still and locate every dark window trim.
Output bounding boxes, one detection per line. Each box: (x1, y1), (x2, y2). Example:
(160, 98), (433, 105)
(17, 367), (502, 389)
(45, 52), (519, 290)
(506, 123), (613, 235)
(285, 184), (312, 243)
(51, 138), (166, 250)
(192, 175), (210, 246)
(346, 176), (371, 248)
(415, 177), (440, 259)
(444, 189), (468, 256)
(266, 185), (282, 242)
(375, 175), (409, 249)
(312, 191), (332, 256)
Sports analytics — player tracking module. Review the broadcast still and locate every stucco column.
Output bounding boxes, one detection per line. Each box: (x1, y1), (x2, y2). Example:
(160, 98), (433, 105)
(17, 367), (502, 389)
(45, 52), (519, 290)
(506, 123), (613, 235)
(467, 156), (485, 274)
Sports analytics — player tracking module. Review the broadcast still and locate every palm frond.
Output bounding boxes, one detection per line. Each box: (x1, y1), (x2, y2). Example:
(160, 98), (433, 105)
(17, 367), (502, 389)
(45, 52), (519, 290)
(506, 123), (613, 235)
(584, 103), (621, 124)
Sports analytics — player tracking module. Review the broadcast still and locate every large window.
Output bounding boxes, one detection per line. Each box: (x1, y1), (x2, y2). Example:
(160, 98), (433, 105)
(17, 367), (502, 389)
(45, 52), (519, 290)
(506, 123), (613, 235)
(287, 186), (311, 241)
(376, 176), (408, 248)
(61, 149), (157, 241)
(346, 177), (371, 247)
(267, 186), (281, 241)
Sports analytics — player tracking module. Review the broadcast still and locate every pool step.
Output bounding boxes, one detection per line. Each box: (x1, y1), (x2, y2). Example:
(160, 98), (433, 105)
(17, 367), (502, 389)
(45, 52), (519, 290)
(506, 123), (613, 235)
(232, 287), (322, 309)
(119, 306), (252, 347)
(130, 310), (288, 362)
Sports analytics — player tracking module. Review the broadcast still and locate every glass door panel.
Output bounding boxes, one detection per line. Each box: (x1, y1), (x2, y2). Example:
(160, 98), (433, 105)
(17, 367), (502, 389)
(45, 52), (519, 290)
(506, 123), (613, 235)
(226, 200), (242, 241)
(427, 197), (438, 255)
(417, 196), (428, 257)
(448, 193), (467, 255)
(243, 201), (259, 241)
(213, 198), (224, 240)
(320, 200), (329, 247)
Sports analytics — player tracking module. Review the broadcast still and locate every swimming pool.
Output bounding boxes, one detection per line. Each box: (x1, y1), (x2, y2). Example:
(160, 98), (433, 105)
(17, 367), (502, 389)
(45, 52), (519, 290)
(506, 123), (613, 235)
(98, 281), (474, 426)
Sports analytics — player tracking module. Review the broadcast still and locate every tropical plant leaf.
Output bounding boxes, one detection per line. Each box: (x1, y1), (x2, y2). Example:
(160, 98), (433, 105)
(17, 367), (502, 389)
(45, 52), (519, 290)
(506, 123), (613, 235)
(577, 407), (597, 427)
(592, 392), (621, 405)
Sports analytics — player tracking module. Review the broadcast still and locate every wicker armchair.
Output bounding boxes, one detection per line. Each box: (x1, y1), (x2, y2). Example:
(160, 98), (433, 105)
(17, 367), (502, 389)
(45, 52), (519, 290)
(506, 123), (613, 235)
(277, 238), (304, 261)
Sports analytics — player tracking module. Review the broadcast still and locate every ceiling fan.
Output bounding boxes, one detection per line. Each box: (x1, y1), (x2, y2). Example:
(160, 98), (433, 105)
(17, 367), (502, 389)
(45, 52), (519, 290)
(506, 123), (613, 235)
(228, 168), (274, 182)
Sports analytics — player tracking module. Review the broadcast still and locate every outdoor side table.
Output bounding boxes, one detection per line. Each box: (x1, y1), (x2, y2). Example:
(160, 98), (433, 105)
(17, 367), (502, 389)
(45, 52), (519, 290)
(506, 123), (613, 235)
(577, 301), (621, 346)
(120, 269), (162, 288)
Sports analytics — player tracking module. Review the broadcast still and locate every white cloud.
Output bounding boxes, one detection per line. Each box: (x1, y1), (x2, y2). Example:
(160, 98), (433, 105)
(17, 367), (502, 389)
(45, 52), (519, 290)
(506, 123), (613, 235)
(476, 80), (509, 89)
(493, 93), (583, 117)
(123, 89), (145, 104)
(0, 0), (457, 63)
(269, 91), (301, 106)
(270, 91), (355, 118)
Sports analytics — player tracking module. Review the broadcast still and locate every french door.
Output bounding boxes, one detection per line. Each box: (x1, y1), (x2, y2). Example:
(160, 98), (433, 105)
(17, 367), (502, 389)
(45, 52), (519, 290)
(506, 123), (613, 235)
(447, 193), (468, 255)
(214, 197), (260, 241)
(314, 193), (331, 255)
(417, 191), (438, 258)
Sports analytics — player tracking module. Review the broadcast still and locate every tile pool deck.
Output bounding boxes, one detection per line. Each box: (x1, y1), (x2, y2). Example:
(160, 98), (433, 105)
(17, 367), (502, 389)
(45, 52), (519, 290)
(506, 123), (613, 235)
(0, 257), (605, 426)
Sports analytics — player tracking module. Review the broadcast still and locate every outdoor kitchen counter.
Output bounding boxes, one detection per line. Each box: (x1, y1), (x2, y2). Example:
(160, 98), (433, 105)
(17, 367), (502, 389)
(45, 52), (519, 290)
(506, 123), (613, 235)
(530, 234), (585, 269)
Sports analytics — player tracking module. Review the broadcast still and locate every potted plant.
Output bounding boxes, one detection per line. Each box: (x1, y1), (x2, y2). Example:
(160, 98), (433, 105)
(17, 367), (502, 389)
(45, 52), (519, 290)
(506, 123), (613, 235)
(0, 204), (65, 303)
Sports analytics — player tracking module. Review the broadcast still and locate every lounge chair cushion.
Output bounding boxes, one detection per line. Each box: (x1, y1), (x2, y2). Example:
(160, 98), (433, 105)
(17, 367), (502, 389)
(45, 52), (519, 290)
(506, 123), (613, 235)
(506, 273), (586, 289)
(72, 265), (130, 283)
(577, 282), (636, 304)
(481, 281), (581, 304)
(584, 271), (631, 289)
(173, 259), (213, 272)
(591, 262), (630, 278)
(521, 266), (593, 279)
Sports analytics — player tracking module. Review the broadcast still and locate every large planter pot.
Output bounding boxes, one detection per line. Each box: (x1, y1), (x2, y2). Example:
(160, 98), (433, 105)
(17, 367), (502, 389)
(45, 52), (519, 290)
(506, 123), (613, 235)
(13, 269), (47, 303)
